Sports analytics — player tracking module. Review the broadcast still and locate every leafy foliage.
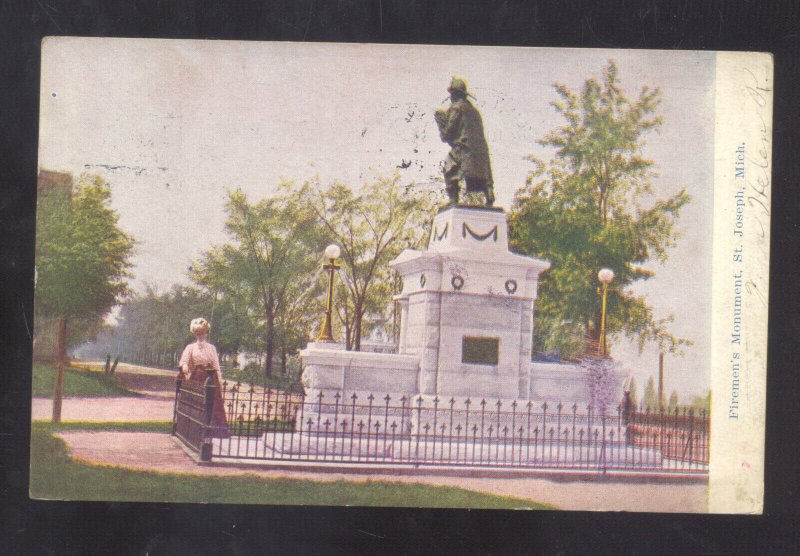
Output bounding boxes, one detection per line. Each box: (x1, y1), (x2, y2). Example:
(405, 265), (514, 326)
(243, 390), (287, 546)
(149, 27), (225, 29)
(80, 285), (243, 369)
(296, 175), (435, 350)
(689, 391), (711, 412)
(627, 376), (638, 408)
(642, 376), (657, 410)
(35, 173), (135, 340)
(509, 61), (691, 359)
(668, 390), (679, 411)
(192, 187), (325, 377)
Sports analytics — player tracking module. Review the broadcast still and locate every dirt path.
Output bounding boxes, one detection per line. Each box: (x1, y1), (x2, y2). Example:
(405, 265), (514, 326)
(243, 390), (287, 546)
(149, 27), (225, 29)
(56, 431), (707, 513)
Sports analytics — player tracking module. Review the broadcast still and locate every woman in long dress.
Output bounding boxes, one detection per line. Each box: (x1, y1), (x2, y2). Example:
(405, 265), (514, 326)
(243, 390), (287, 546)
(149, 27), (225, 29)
(179, 317), (229, 438)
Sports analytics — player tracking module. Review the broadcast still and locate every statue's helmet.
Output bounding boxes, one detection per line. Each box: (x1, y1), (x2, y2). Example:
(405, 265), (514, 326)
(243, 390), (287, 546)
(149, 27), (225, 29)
(447, 77), (468, 95)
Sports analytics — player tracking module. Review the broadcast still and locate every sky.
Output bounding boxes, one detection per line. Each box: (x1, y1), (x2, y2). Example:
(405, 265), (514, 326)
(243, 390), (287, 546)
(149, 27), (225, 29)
(38, 38), (716, 399)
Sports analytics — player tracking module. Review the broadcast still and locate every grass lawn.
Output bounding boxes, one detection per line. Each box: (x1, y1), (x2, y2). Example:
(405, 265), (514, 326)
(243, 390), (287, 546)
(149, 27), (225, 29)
(29, 423), (554, 509)
(36, 420), (173, 433)
(31, 362), (135, 397)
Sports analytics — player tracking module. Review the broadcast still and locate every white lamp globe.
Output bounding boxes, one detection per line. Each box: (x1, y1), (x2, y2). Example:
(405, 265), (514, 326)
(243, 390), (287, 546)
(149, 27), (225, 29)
(324, 244), (341, 260)
(598, 268), (615, 283)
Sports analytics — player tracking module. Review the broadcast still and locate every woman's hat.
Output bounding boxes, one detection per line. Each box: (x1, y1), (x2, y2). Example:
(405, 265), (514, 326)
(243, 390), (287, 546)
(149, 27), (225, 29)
(190, 317), (210, 335)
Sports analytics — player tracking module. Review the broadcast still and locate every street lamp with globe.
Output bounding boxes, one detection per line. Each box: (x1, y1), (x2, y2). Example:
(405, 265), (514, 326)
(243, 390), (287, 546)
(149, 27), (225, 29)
(317, 244), (341, 342)
(597, 268), (615, 357)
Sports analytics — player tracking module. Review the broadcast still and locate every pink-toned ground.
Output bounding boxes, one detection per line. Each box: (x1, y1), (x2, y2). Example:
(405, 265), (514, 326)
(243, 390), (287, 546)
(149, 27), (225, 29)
(55, 430), (707, 512)
(32, 397), (175, 421)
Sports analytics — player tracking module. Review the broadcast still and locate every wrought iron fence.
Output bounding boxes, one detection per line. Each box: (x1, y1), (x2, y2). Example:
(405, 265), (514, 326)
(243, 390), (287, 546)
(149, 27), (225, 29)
(172, 375), (207, 456)
(625, 405), (709, 464)
(172, 378), (709, 475)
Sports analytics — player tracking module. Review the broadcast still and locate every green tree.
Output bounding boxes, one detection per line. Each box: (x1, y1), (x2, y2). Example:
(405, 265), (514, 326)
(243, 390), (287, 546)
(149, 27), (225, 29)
(509, 61), (690, 359)
(192, 187), (323, 379)
(627, 376), (638, 408)
(690, 391), (711, 413)
(668, 390), (679, 412)
(298, 175), (434, 350)
(93, 285), (245, 369)
(35, 173), (134, 422)
(642, 376), (657, 411)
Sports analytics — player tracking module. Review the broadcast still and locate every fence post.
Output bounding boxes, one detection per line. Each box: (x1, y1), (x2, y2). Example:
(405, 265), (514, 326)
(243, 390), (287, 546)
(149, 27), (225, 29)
(622, 390), (635, 446)
(688, 407), (695, 466)
(200, 369), (217, 462)
(600, 415), (607, 474)
(621, 390), (632, 425)
(172, 371), (183, 435)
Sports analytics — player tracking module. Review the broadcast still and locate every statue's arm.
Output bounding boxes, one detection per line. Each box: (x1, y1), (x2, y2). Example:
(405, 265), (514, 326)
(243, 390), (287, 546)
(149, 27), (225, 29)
(436, 106), (462, 144)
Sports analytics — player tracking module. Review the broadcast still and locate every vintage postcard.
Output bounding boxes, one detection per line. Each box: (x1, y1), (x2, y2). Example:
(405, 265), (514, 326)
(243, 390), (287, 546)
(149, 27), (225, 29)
(32, 38), (771, 513)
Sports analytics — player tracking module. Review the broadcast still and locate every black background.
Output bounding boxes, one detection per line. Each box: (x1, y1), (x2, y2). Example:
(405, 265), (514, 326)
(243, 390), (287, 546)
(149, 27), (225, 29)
(2, 1), (798, 553)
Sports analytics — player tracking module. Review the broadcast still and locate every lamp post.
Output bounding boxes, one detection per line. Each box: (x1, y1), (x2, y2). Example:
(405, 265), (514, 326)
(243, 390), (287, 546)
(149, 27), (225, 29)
(597, 268), (615, 357)
(317, 244), (341, 342)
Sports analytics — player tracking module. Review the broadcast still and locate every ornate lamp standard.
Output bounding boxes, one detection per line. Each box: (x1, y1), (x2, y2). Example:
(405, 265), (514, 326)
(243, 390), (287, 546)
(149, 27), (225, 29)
(597, 268), (615, 357)
(317, 244), (341, 342)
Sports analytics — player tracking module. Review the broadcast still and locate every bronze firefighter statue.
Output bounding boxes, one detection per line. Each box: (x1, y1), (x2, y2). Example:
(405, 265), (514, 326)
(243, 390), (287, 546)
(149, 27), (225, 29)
(434, 77), (495, 206)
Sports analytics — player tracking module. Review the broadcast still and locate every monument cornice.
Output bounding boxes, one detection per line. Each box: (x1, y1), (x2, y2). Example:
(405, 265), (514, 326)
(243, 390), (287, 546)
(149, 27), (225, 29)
(436, 203), (506, 215)
(400, 288), (536, 302)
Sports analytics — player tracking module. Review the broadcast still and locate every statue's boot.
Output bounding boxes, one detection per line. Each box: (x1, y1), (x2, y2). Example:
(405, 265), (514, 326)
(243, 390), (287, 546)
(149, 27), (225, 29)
(446, 181), (460, 205)
(485, 187), (495, 207)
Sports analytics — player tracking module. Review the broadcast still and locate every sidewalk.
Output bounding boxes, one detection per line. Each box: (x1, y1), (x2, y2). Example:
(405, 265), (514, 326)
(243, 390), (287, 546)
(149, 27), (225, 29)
(56, 430), (708, 512)
(32, 397), (174, 421)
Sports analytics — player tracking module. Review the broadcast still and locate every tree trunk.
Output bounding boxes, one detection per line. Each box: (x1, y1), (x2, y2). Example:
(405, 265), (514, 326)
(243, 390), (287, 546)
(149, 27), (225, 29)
(264, 305), (275, 380)
(353, 302), (363, 351)
(280, 345), (287, 375)
(52, 316), (66, 423)
(658, 351), (665, 408)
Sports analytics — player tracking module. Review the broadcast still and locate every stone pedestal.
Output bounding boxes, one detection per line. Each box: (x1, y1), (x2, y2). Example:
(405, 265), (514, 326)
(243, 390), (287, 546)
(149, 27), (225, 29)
(390, 205), (550, 399)
(300, 204), (624, 408)
(300, 342), (419, 397)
